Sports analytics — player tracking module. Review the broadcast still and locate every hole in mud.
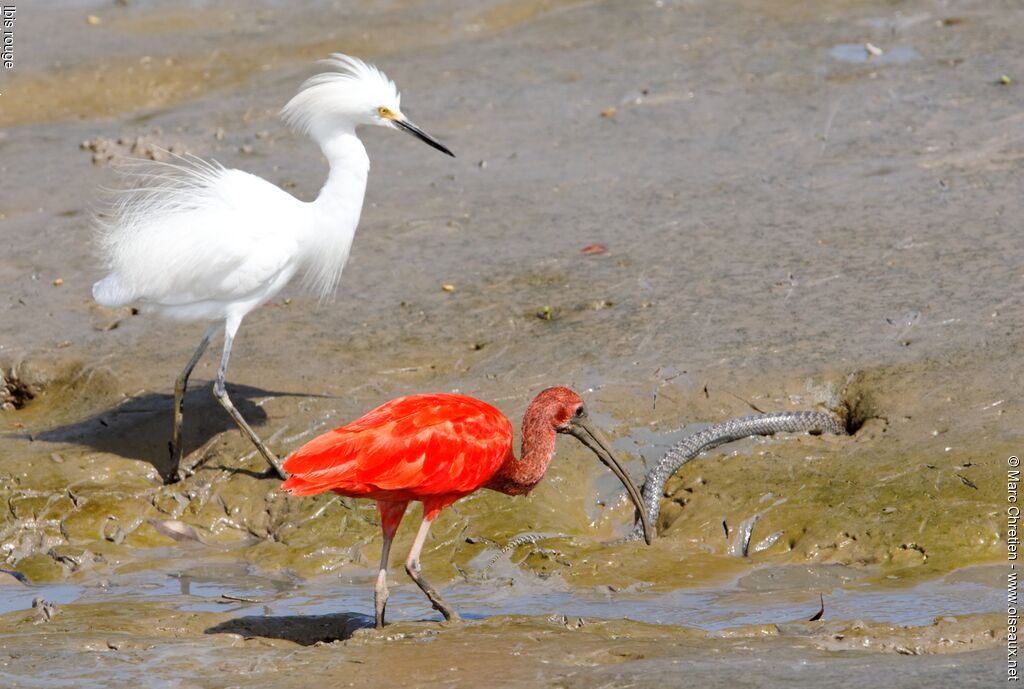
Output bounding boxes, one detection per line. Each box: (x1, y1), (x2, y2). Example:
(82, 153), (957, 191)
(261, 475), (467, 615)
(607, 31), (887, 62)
(0, 369), (34, 411)
(0, 358), (124, 421)
(834, 375), (879, 435)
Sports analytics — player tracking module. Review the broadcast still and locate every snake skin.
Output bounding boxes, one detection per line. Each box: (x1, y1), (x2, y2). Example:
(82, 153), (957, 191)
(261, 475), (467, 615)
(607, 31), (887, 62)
(627, 411), (845, 541)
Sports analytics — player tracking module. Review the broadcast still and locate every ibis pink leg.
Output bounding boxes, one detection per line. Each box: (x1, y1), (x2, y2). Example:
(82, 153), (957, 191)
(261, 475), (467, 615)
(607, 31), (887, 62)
(404, 513), (460, 622)
(374, 501), (408, 628)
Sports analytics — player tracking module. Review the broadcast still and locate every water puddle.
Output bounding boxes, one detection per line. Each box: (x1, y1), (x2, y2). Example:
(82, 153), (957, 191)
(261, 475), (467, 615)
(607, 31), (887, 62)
(0, 563), (1002, 631)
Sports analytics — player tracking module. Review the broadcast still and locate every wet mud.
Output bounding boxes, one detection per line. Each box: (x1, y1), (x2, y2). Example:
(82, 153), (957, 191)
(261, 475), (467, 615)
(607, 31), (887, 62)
(1, 0), (1020, 685)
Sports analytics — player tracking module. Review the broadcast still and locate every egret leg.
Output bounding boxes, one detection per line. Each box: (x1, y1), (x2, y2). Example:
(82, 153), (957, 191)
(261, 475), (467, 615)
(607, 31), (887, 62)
(405, 514), (460, 623)
(169, 324), (217, 483)
(210, 317), (288, 480)
(375, 501), (408, 628)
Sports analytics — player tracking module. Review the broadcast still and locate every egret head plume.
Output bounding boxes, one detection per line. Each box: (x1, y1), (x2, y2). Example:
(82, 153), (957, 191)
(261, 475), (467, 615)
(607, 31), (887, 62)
(283, 53), (453, 156)
(282, 54), (402, 139)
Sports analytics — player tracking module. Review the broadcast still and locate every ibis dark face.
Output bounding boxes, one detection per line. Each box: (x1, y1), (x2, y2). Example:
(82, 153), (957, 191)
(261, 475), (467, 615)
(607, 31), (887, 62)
(559, 407), (654, 545)
(393, 117), (454, 157)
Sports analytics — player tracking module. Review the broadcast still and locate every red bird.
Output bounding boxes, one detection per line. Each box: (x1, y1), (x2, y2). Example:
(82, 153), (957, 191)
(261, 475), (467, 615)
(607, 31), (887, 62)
(281, 386), (653, 627)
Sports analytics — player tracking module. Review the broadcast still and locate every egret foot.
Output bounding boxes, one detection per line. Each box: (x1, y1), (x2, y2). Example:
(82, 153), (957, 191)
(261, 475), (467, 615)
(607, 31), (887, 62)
(174, 450), (208, 484)
(212, 382), (287, 479)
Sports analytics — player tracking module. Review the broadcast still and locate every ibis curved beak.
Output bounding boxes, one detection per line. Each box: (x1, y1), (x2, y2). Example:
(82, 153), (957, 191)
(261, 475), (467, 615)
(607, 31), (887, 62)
(393, 118), (454, 157)
(564, 417), (653, 545)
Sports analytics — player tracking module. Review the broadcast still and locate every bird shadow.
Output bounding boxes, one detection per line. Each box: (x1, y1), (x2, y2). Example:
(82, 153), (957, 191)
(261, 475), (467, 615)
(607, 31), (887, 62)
(34, 382), (319, 482)
(205, 612), (375, 645)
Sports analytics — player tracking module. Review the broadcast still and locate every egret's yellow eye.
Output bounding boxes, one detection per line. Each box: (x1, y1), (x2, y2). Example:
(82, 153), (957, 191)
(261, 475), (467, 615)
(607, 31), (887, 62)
(378, 106), (394, 119)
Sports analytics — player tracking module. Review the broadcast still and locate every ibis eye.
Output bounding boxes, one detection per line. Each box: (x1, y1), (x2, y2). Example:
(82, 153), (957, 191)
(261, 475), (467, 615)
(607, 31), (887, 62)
(574, 405), (585, 418)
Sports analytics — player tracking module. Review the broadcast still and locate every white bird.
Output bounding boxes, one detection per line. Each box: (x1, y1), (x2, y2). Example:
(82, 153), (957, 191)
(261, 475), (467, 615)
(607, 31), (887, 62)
(92, 54), (454, 483)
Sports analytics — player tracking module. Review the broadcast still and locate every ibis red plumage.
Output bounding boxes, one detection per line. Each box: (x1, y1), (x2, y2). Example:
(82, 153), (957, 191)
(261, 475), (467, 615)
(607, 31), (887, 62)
(281, 386), (652, 627)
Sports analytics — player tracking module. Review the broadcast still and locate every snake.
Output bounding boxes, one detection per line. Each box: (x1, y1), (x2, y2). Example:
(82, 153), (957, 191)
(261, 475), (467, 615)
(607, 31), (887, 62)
(626, 411), (846, 541)
(483, 531), (570, 571)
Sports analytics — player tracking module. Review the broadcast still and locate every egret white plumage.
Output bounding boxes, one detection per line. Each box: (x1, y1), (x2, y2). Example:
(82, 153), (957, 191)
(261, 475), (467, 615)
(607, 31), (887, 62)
(92, 54), (454, 483)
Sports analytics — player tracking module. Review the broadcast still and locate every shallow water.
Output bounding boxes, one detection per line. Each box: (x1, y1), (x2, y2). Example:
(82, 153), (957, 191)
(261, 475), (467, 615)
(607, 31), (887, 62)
(0, 559), (1004, 629)
(0, 561), (1006, 688)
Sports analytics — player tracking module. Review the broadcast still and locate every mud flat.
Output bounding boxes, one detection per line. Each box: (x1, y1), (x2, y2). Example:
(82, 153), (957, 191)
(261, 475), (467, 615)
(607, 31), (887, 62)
(0, 0), (1019, 685)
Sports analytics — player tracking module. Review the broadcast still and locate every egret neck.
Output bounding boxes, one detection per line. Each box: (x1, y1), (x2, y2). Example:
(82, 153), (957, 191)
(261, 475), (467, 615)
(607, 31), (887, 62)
(305, 129), (370, 298)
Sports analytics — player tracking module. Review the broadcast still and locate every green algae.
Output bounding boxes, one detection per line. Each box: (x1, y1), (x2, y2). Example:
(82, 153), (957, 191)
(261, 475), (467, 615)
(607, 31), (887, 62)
(0, 357), (1010, 589)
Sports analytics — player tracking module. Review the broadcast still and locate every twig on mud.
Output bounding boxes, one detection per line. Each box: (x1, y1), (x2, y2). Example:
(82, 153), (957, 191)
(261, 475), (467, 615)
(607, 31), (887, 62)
(808, 593), (825, 621)
(219, 594), (264, 604)
(818, 97), (843, 157)
(725, 391), (765, 414)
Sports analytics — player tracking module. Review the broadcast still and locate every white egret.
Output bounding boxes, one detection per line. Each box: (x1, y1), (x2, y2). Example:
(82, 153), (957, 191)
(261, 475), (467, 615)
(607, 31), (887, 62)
(92, 54), (454, 483)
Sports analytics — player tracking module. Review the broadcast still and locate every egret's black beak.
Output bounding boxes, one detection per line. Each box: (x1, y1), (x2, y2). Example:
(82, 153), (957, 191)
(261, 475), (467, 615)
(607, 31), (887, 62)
(393, 118), (454, 157)
(563, 416), (654, 545)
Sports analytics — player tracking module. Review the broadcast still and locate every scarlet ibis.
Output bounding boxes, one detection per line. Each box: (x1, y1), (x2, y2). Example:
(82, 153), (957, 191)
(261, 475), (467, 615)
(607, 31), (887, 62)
(91, 54), (453, 483)
(281, 387), (653, 627)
